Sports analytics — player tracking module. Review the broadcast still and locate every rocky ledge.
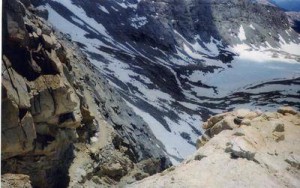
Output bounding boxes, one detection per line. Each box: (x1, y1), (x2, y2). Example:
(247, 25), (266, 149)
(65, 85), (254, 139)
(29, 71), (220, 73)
(129, 106), (300, 188)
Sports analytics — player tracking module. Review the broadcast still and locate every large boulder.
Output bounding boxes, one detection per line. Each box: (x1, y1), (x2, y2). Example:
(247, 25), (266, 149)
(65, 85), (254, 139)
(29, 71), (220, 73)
(30, 74), (82, 127)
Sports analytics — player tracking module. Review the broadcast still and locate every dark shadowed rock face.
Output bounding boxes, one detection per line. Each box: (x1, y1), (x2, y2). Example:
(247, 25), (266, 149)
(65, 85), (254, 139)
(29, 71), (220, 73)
(287, 11), (300, 33)
(42, 0), (294, 50)
(32, 0), (296, 69)
(2, 0), (171, 187)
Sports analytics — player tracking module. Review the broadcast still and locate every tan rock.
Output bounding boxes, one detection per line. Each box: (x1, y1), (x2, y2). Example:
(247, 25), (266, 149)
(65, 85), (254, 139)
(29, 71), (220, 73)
(272, 132), (285, 142)
(203, 113), (227, 129)
(196, 134), (210, 149)
(235, 109), (259, 119)
(42, 34), (54, 49)
(210, 116), (237, 136)
(241, 118), (251, 126)
(32, 32), (39, 40)
(2, 66), (31, 109)
(30, 87), (56, 123)
(278, 106), (297, 115)
(30, 75), (81, 126)
(1, 173), (32, 188)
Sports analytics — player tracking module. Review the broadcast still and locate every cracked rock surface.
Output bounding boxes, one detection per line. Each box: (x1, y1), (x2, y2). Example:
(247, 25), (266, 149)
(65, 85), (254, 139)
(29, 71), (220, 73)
(129, 107), (300, 188)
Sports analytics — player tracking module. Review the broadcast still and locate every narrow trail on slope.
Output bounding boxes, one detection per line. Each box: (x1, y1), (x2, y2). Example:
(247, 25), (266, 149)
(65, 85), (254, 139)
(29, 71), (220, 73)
(68, 73), (114, 187)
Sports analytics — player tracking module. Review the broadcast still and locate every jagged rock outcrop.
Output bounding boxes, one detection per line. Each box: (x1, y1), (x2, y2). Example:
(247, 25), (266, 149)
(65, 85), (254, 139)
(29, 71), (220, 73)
(1, 0), (170, 187)
(128, 107), (300, 187)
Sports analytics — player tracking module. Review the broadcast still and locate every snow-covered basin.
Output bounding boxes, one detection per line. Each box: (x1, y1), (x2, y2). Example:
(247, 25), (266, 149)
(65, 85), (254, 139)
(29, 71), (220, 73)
(191, 57), (300, 97)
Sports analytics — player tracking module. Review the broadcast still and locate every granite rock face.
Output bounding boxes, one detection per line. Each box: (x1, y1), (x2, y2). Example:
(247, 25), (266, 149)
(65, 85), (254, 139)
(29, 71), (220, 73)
(1, 0), (170, 187)
(129, 107), (300, 188)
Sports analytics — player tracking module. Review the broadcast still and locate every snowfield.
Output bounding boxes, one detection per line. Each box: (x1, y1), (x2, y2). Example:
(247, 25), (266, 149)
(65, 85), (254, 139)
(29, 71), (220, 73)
(41, 0), (300, 163)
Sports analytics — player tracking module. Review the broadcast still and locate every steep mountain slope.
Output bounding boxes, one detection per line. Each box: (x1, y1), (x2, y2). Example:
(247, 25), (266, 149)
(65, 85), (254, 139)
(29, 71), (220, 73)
(34, 0), (300, 163)
(2, 0), (170, 187)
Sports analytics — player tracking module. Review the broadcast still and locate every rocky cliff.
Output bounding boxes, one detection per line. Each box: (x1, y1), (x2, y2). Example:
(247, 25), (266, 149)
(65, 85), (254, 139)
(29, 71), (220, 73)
(129, 106), (300, 187)
(1, 0), (171, 187)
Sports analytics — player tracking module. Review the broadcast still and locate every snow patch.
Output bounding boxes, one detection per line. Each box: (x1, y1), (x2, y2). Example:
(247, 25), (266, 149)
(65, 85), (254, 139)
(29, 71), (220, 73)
(125, 101), (199, 164)
(130, 15), (148, 29)
(228, 43), (300, 63)
(238, 25), (247, 41)
(98, 5), (109, 14)
(249, 24), (256, 30)
(51, 0), (112, 40)
(281, 42), (300, 56)
(183, 44), (203, 60)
